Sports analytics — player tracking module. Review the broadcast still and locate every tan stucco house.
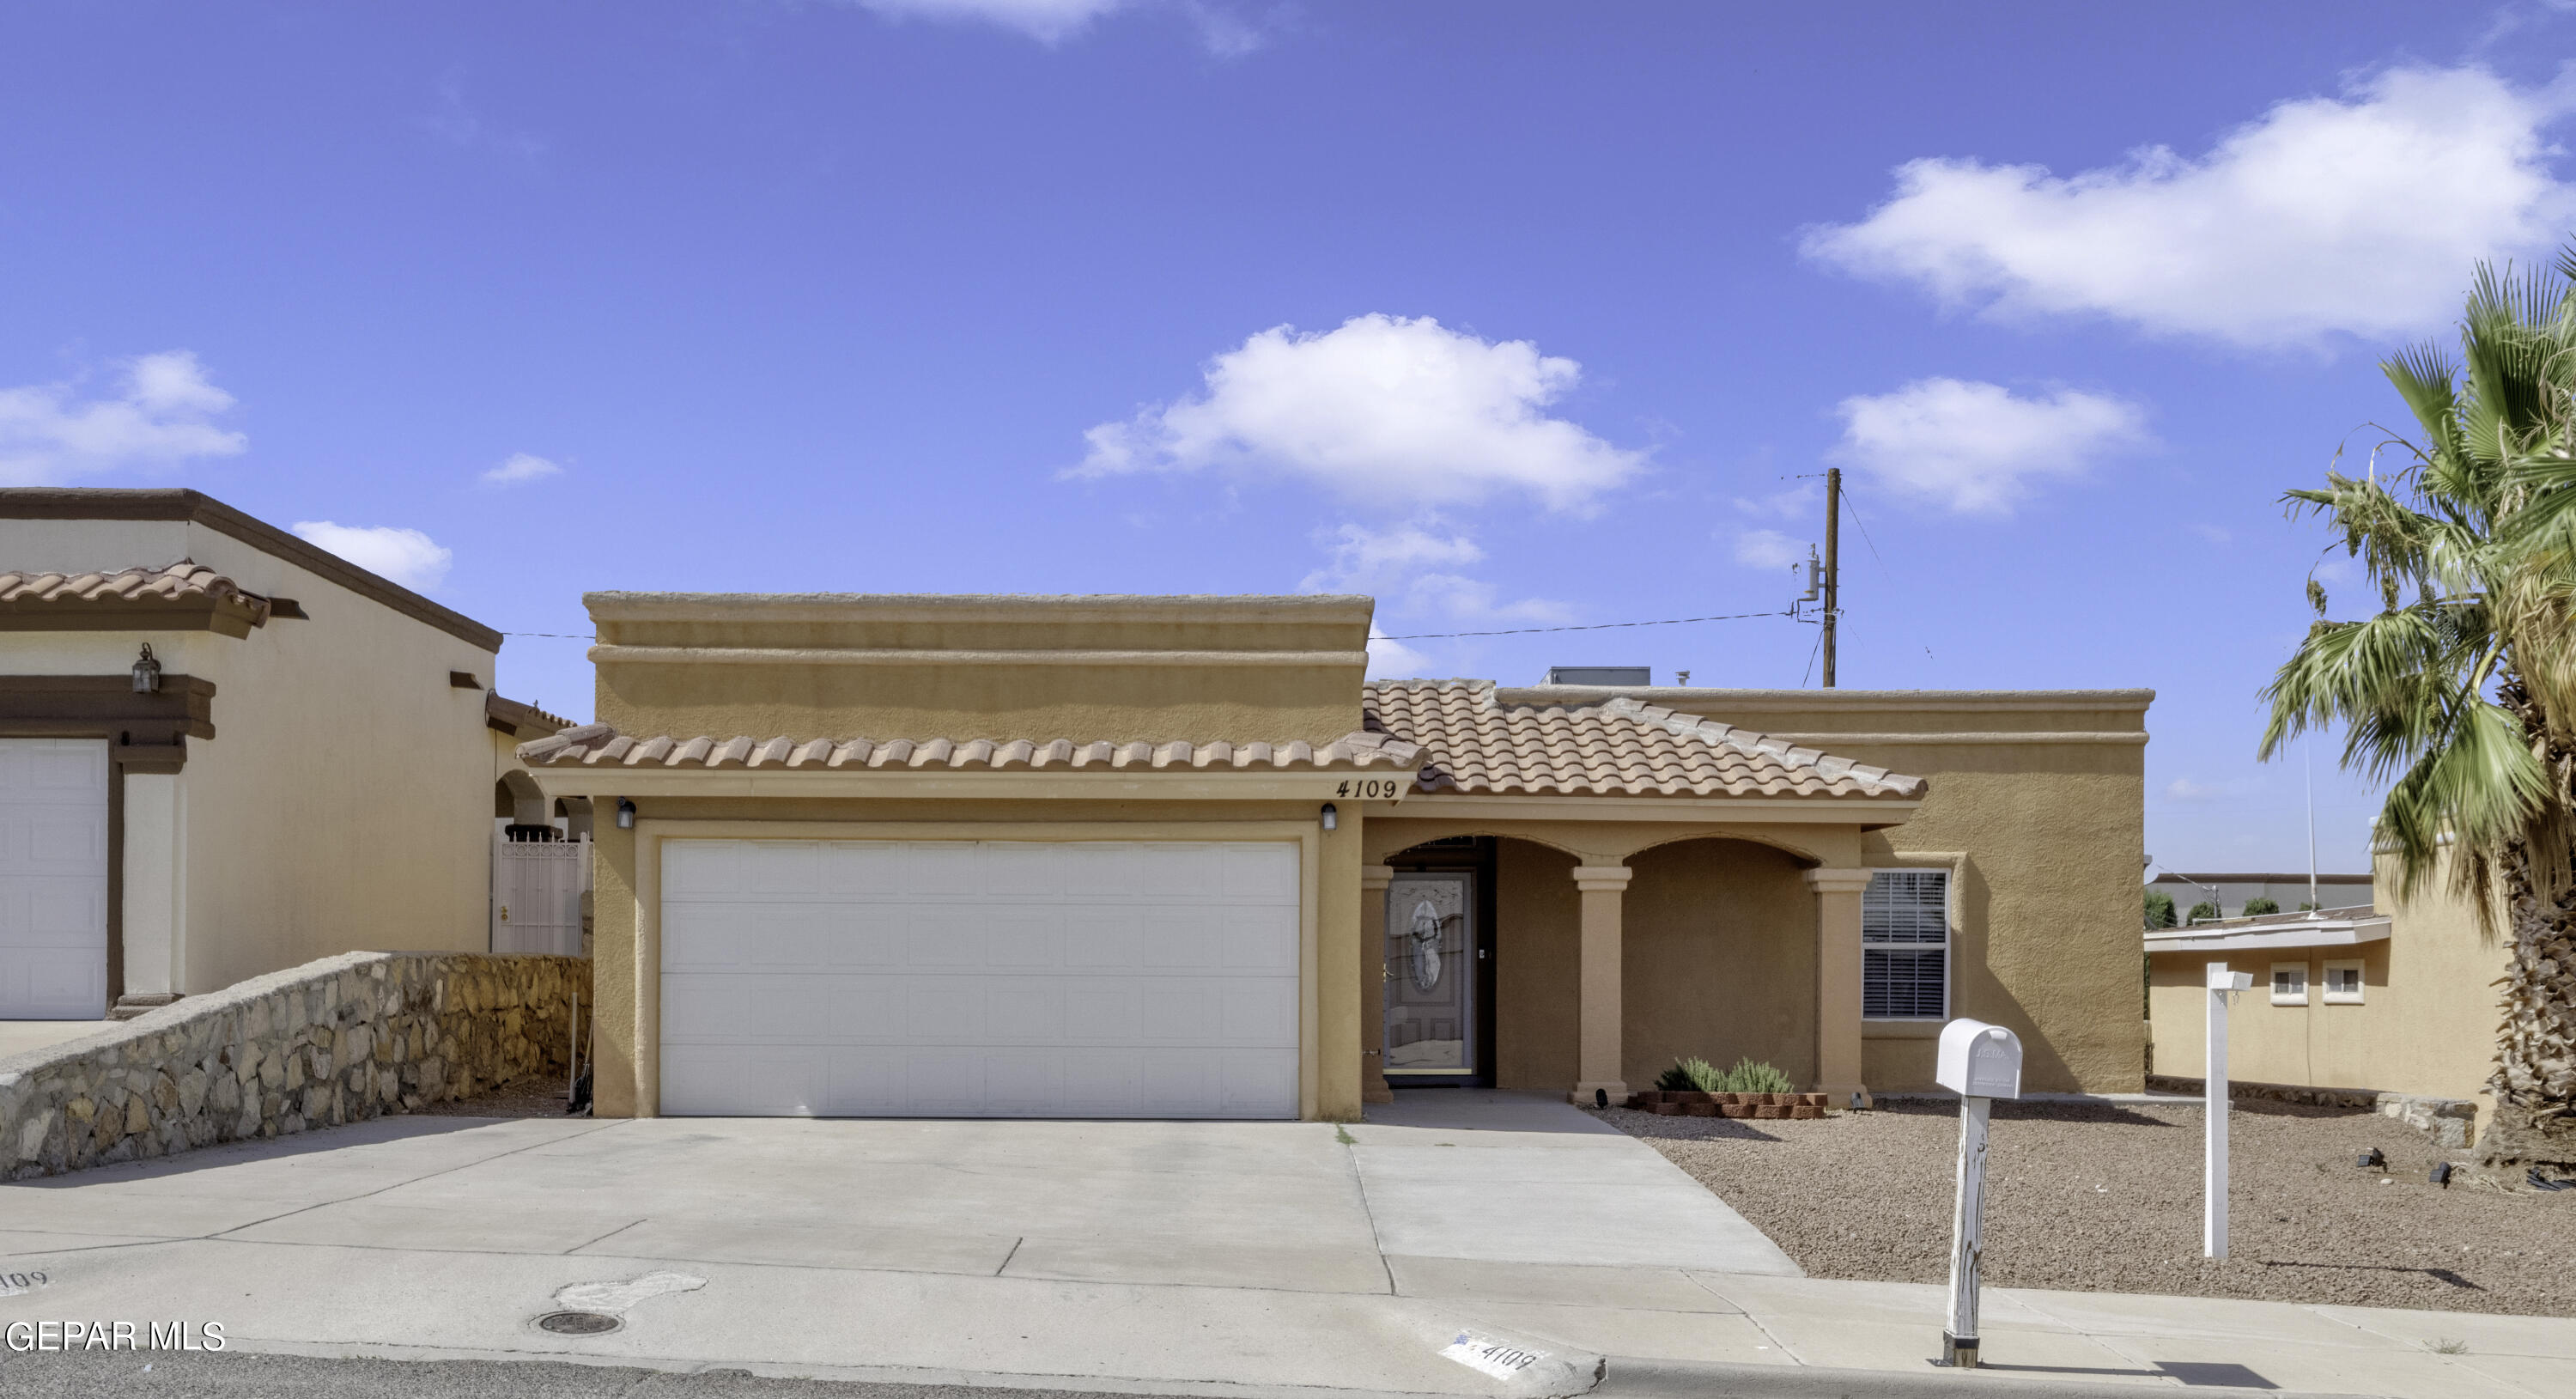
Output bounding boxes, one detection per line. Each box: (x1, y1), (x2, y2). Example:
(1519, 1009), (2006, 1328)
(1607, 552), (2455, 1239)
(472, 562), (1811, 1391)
(522, 591), (2151, 1121)
(2147, 870), (2506, 1136)
(0, 489), (566, 1019)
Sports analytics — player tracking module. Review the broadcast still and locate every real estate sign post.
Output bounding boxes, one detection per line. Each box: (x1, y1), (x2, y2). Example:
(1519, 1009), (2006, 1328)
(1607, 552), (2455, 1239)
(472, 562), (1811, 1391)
(1935, 1019), (2022, 1369)
(2204, 962), (2251, 1259)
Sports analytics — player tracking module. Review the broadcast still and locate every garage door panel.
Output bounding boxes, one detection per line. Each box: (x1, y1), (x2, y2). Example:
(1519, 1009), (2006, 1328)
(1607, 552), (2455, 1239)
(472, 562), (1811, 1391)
(663, 841), (744, 897)
(985, 907), (1058, 966)
(899, 842), (981, 896)
(1063, 909), (1139, 967)
(660, 839), (1299, 1118)
(0, 739), (106, 1020)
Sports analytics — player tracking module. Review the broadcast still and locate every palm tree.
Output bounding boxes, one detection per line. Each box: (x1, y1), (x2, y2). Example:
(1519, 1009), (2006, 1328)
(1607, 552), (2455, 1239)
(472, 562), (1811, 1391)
(2261, 257), (2576, 1167)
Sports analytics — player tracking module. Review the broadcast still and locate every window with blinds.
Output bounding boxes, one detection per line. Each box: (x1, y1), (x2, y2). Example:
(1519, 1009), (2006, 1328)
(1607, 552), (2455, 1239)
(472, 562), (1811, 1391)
(1862, 869), (1948, 1019)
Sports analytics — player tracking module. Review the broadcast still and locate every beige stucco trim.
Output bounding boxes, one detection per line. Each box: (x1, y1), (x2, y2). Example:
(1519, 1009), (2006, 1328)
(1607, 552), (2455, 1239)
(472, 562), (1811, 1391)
(1571, 861), (1630, 1104)
(1863, 1019), (1944, 1039)
(1394, 795), (1918, 824)
(590, 646), (1372, 668)
(587, 593), (1376, 626)
(1759, 732), (2149, 746)
(624, 817), (1328, 1121)
(1804, 867), (1869, 1104)
(1801, 867), (1874, 893)
(528, 769), (1407, 802)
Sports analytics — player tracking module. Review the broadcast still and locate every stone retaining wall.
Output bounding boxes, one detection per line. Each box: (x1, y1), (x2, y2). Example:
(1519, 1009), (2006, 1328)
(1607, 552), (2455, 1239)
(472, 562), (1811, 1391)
(0, 952), (589, 1180)
(2146, 1073), (2480, 1147)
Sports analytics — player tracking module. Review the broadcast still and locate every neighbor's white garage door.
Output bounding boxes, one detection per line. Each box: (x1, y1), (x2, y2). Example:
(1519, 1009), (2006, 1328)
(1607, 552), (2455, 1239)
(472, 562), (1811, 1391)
(659, 840), (1301, 1118)
(0, 739), (110, 1019)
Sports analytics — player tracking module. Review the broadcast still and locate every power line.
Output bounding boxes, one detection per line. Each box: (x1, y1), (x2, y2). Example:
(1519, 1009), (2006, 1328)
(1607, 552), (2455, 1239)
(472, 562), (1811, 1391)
(505, 632), (596, 639)
(1379, 609), (1787, 641)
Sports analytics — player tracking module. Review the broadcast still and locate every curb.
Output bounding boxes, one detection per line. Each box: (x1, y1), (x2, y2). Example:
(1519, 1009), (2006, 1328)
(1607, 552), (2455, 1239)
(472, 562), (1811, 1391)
(1592, 1356), (2366, 1399)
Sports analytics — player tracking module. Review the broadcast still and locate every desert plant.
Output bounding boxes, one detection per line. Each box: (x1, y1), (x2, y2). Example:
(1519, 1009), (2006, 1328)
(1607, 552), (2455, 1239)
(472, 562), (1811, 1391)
(2143, 888), (2177, 929)
(2299, 900), (2323, 911)
(1655, 1057), (1723, 1093)
(2241, 897), (2281, 915)
(2263, 253), (2576, 1165)
(2185, 900), (2221, 926)
(1722, 1058), (1796, 1095)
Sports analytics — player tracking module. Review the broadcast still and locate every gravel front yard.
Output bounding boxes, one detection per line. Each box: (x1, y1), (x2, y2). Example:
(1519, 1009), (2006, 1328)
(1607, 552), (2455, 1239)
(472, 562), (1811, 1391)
(1596, 1098), (2576, 1317)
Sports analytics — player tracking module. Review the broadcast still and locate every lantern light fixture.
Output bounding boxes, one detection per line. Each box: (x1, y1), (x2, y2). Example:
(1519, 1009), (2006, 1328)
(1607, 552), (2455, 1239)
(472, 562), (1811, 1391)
(615, 798), (636, 830)
(131, 643), (161, 695)
(1319, 802), (1338, 831)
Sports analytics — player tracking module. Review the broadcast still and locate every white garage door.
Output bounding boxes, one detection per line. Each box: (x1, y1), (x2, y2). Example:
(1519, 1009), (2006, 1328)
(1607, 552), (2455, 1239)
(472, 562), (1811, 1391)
(0, 739), (110, 1019)
(659, 840), (1301, 1118)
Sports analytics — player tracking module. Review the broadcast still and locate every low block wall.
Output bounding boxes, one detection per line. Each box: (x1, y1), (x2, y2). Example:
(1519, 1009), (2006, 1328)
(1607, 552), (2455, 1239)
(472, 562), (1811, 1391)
(0, 952), (589, 1180)
(2146, 1073), (2479, 1147)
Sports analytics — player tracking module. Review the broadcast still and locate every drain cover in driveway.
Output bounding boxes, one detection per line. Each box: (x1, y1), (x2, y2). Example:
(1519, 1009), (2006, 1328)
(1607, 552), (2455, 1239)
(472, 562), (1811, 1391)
(535, 1311), (623, 1335)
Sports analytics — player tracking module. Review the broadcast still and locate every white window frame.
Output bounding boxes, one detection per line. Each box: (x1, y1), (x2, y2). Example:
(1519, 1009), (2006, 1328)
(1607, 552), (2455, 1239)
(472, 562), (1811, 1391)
(2269, 961), (2311, 1007)
(2321, 959), (2365, 1005)
(1862, 866), (1952, 1021)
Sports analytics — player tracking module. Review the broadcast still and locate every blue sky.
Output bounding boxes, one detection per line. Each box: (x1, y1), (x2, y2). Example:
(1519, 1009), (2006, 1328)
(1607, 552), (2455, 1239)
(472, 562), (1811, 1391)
(6, 2), (2573, 876)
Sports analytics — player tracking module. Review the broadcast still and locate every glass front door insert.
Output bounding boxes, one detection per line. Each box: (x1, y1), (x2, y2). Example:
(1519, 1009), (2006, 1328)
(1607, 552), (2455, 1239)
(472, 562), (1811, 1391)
(1384, 872), (1475, 1075)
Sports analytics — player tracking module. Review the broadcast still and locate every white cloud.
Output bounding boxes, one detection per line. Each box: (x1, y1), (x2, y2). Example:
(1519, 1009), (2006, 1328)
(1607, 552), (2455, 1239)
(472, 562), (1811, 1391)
(483, 452), (562, 486)
(1802, 66), (2576, 347)
(290, 522), (455, 593)
(1297, 523), (1482, 593)
(1074, 313), (1645, 514)
(1830, 378), (2148, 515)
(0, 351), (246, 485)
(1298, 523), (1570, 636)
(1365, 626), (1431, 680)
(1731, 527), (1807, 569)
(857, 0), (1128, 43)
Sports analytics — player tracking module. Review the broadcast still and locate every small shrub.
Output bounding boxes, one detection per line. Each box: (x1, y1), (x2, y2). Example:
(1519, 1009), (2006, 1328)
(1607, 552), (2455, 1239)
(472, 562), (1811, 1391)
(1722, 1057), (1796, 1094)
(2241, 897), (2280, 915)
(2185, 900), (2221, 926)
(2143, 888), (2177, 929)
(2298, 900), (2321, 912)
(1656, 1057), (1724, 1092)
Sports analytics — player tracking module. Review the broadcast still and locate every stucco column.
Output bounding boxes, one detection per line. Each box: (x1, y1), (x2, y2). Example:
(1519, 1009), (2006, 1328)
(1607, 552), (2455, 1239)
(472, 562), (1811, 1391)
(1359, 864), (1395, 1104)
(1806, 867), (1874, 1108)
(1571, 863), (1632, 1106)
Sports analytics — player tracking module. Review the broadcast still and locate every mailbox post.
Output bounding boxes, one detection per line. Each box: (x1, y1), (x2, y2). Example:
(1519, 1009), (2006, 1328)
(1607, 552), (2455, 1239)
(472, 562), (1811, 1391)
(1934, 1019), (2022, 1370)
(2205, 961), (2252, 1259)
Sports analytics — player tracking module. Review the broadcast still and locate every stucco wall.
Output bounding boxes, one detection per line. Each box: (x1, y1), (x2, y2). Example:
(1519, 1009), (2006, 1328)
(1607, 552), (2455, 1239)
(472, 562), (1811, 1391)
(2147, 885), (2508, 1128)
(1623, 838), (1819, 1089)
(0, 520), (501, 997)
(586, 594), (1371, 745)
(1493, 837), (1579, 1092)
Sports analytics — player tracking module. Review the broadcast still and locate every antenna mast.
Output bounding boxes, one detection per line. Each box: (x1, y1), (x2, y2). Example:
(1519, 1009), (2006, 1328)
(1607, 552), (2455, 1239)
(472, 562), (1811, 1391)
(1821, 467), (1840, 688)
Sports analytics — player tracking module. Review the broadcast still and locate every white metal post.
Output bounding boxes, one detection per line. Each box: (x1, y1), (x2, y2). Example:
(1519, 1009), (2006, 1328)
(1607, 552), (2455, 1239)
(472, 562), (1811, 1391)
(2205, 960), (2231, 1260)
(1942, 1094), (1992, 1367)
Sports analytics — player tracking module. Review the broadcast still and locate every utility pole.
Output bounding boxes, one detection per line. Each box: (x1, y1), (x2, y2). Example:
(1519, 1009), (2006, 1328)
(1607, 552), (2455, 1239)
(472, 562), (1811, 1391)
(1821, 466), (1841, 688)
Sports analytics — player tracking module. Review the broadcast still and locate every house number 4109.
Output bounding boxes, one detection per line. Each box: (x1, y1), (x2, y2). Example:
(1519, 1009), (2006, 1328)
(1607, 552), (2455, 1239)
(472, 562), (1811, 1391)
(1334, 780), (1404, 800)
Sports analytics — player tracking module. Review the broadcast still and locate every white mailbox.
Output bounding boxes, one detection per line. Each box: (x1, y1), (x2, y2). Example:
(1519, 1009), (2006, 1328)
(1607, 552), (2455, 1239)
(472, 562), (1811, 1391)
(1935, 1019), (2024, 1100)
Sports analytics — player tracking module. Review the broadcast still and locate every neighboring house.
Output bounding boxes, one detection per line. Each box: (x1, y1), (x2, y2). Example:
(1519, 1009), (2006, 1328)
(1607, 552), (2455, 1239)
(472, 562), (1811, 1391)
(520, 591), (2150, 1122)
(2145, 876), (2507, 1132)
(0, 489), (565, 1020)
(2149, 871), (2372, 921)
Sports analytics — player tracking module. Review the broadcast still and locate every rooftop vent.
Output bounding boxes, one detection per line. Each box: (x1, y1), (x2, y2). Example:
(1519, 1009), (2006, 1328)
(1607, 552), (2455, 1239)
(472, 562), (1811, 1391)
(1543, 666), (1650, 686)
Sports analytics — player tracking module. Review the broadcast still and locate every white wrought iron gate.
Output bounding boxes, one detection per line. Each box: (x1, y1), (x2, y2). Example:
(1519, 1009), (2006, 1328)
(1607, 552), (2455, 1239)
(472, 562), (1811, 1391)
(493, 831), (590, 957)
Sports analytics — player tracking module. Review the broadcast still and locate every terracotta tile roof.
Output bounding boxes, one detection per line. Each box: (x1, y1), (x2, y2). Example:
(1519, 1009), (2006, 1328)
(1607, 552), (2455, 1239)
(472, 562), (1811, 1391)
(0, 561), (270, 629)
(1364, 679), (1926, 800)
(519, 723), (1425, 773)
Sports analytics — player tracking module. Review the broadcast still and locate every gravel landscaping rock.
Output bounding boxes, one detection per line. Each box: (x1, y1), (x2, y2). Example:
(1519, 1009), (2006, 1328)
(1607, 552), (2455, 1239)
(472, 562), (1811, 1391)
(1596, 1097), (2576, 1317)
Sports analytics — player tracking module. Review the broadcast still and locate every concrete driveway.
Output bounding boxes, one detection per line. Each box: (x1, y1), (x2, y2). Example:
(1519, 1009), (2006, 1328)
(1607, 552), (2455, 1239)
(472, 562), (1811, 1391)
(0, 1091), (1789, 1394)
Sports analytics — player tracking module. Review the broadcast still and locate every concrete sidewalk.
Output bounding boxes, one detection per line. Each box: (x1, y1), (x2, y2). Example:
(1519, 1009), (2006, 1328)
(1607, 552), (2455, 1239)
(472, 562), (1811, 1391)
(0, 1098), (2565, 1397)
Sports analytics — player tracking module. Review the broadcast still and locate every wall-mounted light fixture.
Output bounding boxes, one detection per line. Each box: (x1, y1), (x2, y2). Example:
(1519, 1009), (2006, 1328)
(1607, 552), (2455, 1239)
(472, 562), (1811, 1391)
(1319, 803), (1338, 831)
(131, 643), (161, 694)
(615, 798), (637, 830)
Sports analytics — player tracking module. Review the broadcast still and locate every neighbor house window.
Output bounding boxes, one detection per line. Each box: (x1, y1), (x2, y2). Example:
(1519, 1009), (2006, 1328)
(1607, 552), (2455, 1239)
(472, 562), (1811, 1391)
(2270, 963), (2310, 1006)
(2322, 960), (2365, 1004)
(1862, 869), (1948, 1019)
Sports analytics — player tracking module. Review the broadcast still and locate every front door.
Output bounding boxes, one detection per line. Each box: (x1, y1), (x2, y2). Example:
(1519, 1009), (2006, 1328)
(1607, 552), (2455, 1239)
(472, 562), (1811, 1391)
(1384, 871), (1475, 1077)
